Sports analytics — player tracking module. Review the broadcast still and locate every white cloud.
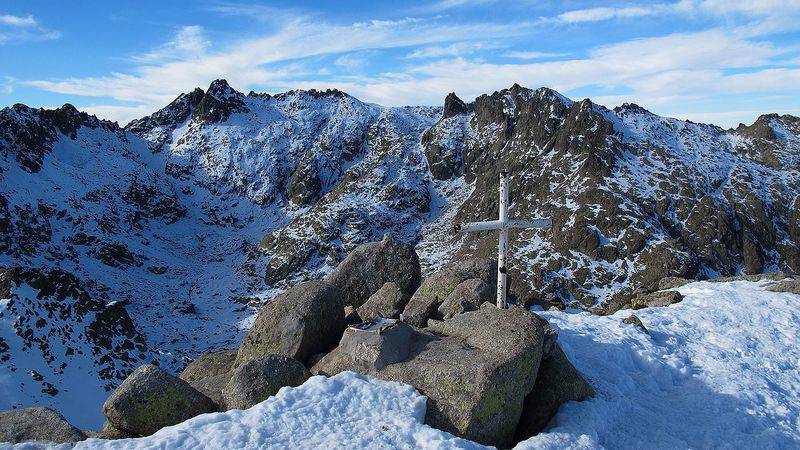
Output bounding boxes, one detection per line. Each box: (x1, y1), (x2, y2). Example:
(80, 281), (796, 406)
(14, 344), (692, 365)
(26, 15), (526, 122)
(1, 76), (13, 94)
(503, 51), (565, 60)
(0, 14), (36, 27)
(420, 0), (499, 12)
(406, 42), (496, 59)
(22, 5), (800, 127)
(0, 13), (59, 43)
(132, 26), (209, 63)
(556, 6), (660, 23)
(334, 52), (371, 71)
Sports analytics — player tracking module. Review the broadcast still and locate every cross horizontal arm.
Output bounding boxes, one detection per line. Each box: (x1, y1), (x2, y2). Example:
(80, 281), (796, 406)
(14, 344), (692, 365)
(454, 218), (552, 233)
(507, 218), (553, 229)
(455, 220), (503, 233)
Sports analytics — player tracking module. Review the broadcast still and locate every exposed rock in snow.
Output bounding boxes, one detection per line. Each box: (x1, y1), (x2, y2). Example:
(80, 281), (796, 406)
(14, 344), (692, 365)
(1, 80), (798, 428)
(7, 280), (796, 449)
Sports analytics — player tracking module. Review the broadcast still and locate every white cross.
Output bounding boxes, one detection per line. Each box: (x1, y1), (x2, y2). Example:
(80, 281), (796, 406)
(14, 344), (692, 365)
(454, 170), (552, 309)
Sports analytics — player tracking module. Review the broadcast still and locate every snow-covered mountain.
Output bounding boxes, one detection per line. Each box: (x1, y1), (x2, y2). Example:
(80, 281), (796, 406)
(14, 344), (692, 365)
(1, 80), (798, 427)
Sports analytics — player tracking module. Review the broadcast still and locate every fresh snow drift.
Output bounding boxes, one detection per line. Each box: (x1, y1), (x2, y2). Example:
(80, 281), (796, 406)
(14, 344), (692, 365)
(5, 280), (798, 449)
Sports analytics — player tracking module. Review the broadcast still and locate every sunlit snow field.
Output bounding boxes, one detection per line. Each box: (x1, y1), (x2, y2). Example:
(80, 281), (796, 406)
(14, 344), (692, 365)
(7, 280), (799, 449)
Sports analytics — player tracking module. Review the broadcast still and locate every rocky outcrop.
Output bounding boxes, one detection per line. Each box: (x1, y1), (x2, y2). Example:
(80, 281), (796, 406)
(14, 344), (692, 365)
(102, 365), (216, 437)
(437, 277), (495, 320)
(631, 290), (684, 309)
(356, 281), (409, 321)
(222, 355), (311, 409)
(514, 343), (595, 440)
(325, 234), (421, 309)
(0, 407), (87, 444)
(236, 280), (344, 366)
(402, 258), (496, 327)
(315, 305), (545, 447)
(622, 314), (648, 333)
(180, 349), (237, 384)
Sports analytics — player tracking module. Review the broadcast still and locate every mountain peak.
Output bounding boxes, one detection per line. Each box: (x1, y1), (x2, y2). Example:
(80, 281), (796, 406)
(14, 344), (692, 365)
(442, 92), (470, 119)
(206, 79), (241, 100)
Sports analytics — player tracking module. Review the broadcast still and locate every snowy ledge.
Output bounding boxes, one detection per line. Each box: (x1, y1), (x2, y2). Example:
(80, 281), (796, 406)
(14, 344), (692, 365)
(6, 280), (800, 449)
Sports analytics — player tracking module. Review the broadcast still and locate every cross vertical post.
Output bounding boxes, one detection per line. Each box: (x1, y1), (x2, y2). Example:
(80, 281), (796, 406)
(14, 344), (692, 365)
(497, 170), (509, 309)
(454, 170), (552, 309)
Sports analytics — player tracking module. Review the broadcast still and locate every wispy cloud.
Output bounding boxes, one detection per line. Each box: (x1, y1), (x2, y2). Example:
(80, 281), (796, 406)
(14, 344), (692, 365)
(131, 26), (209, 63)
(503, 51), (565, 60)
(0, 13), (59, 43)
(419, 0), (499, 12)
(25, 15), (524, 123)
(555, 6), (661, 23)
(1, 76), (14, 94)
(406, 41), (498, 59)
(0, 14), (37, 27)
(20, 2), (800, 127)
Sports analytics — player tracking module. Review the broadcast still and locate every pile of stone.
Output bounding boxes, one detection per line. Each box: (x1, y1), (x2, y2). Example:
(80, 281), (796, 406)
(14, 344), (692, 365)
(0, 235), (594, 447)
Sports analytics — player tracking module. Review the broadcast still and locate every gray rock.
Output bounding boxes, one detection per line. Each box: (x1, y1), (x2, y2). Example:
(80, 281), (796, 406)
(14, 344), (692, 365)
(0, 407), (87, 444)
(179, 349), (237, 383)
(631, 290), (683, 309)
(190, 373), (231, 411)
(657, 276), (692, 290)
(236, 280), (344, 366)
(622, 314), (648, 334)
(325, 234), (421, 308)
(765, 278), (800, 294)
(344, 305), (362, 325)
(437, 278), (495, 320)
(402, 258), (496, 327)
(223, 355), (311, 410)
(315, 304), (544, 447)
(102, 364), (216, 437)
(356, 282), (409, 321)
(96, 420), (136, 440)
(514, 343), (595, 440)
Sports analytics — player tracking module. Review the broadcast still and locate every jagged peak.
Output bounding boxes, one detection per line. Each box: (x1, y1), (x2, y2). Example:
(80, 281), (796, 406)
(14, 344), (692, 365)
(205, 79), (243, 101)
(442, 92), (470, 119)
(1, 102), (118, 134)
(272, 87), (353, 102)
(613, 102), (655, 116)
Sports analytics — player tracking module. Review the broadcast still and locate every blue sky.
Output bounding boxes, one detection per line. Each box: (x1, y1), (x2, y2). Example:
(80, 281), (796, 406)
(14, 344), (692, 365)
(1, 0), (798, 127)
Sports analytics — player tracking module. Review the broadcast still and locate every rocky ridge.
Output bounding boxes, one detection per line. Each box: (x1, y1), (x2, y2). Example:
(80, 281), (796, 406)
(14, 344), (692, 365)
(0, 80), (798, 426)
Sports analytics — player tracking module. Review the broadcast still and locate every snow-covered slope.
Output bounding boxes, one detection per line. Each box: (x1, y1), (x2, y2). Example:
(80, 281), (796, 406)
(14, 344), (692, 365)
(7, 280), (797, 449)
(1, 81), (798, 428)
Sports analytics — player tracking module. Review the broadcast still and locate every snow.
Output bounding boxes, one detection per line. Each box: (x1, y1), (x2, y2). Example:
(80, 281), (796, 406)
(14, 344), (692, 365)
(521, 280), (800, 449)
(6, 280), (799, 449)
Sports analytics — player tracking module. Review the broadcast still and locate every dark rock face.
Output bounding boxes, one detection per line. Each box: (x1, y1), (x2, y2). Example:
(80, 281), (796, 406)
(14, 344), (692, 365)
(315, 305), (545, 448)
(0, 267), (147, 392)
(442, 92), (471, 119)
(356, 281), (409, 321)
(179, 349), (237, 384)
(102, 364), (216, 437)
(192, 79), (248, 123)
(402, 258), (496, 327)
(236, 280), (344, 366)
(0, 103), (119, 173)
(0, 407), (87, 443)
(421, 86), (800, 310)
(222, 354), (311, 410)
(514, 343), (595, 440)
(325, 234), (421, 309)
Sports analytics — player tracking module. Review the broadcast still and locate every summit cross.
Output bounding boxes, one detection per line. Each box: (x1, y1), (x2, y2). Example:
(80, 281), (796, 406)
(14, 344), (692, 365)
(454, 170), (552, 309)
